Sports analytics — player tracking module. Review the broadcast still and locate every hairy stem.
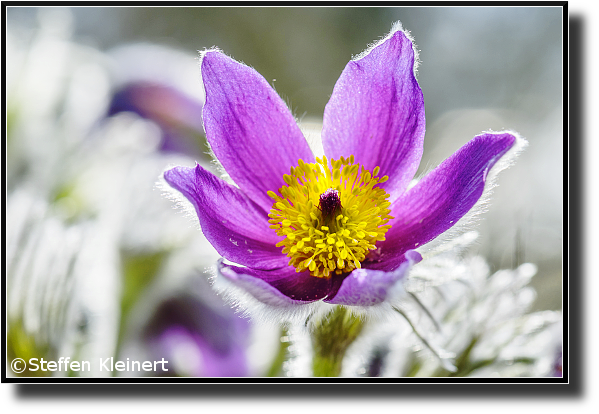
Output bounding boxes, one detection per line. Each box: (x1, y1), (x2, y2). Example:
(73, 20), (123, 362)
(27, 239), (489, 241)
(311, 306), (364, 377)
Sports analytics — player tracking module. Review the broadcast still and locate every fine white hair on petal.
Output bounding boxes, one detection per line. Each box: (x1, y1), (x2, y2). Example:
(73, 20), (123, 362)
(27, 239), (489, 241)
(209, 263), (328, 326)
(416, 131), (528, 261)
(156, 169), (203, 232)
(197, 47), (310, 189)
(352, 21), (420, 77)
(211, 263), (413, 328)
(196, 47), (243, 187)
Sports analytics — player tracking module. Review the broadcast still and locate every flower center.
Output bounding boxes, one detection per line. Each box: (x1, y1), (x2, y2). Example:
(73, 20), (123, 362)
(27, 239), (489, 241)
(267, 155), (393, 278)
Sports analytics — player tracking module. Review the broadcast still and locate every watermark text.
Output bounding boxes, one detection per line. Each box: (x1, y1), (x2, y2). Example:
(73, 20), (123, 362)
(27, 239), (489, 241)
(11, 357), (169, 374)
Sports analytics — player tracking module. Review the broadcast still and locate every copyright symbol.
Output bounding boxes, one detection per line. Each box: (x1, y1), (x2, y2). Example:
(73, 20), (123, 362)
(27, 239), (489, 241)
(11, 358), (26, 374)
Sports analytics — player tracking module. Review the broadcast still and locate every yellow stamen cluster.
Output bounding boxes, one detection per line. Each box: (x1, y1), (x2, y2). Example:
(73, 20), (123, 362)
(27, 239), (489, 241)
(268, 155), (393, 278)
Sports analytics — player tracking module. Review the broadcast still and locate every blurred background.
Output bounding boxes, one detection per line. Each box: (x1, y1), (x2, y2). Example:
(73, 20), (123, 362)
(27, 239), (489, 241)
(6, 6), (563, 377)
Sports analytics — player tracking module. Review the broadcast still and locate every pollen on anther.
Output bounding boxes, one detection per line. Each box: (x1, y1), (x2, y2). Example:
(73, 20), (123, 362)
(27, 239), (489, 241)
(268, 156), (393, 278)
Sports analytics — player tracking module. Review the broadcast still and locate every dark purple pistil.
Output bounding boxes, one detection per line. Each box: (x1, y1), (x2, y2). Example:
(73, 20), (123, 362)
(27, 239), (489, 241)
(319, 188), (342, 223)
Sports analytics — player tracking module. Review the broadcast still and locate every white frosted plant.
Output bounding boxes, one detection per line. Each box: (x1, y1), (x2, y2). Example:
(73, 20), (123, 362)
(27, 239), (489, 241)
(339, 233), (562, 377)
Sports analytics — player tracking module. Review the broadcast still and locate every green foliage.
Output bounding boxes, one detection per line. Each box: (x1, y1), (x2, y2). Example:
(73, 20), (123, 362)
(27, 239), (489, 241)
(7, 319), (53, 377)
(115, 250), (166, 361)
(311, 306), (364, 377)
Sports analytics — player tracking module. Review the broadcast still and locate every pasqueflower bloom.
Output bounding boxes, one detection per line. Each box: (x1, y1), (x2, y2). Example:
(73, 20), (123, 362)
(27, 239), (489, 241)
(108, 83), (206, 157)
(143, 291), (250, 377)
(164, 25), (521, 308)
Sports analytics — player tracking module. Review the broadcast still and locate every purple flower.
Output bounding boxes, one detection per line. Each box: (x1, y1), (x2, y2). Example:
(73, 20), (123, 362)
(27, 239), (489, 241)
(164, 26), (521, 308)
(144, 292), (250, 377)
(108, 82), (206, 157)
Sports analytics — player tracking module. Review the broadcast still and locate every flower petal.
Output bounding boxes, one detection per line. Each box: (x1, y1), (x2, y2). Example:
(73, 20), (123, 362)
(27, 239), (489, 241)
(377, 132), (517, 265)
(164, 164), (287, 270)
(321, 28), (425, 200)
(325, 250), (422, 306)
(201, 50), (315, 211)
(218, 260), (346, 305)
(108, 82), (206, 157)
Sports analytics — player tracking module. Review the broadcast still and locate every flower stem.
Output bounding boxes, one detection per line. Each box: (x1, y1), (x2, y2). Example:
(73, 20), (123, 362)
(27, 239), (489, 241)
(265, 325), (290, 377)
(311, 306), (364, 377)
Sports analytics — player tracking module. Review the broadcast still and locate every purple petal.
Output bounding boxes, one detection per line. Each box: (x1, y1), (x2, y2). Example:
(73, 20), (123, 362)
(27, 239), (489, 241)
(145, 293), (249, 376)
(108, 82), (206, 158)
(378, 132), (517, 262)
(218, 260), (346, 305)
(325, 250), (422, 306)
(201, 51), (315, 212)
(321, 29), (425, 200)
(164, 164), (287, 270)
(108, 82), (205, 133)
